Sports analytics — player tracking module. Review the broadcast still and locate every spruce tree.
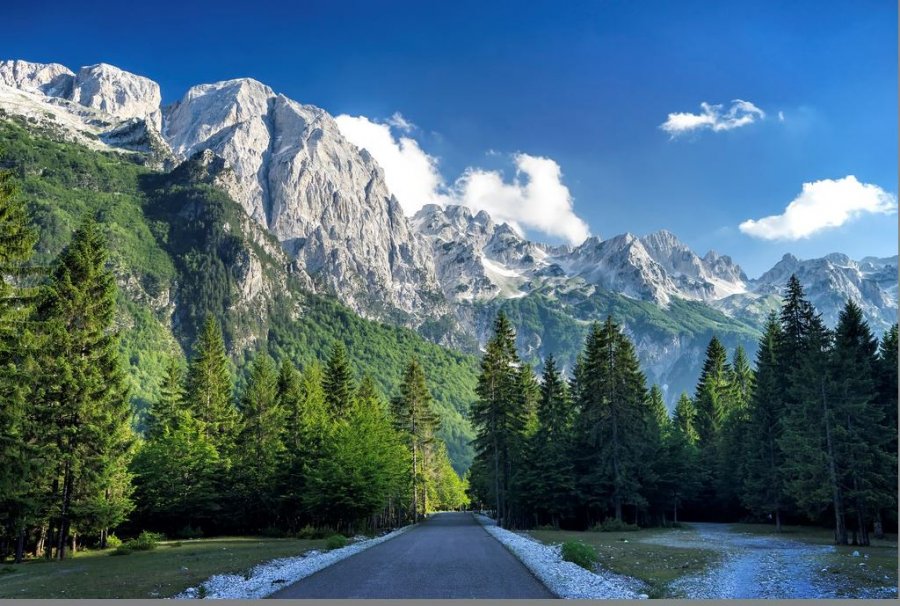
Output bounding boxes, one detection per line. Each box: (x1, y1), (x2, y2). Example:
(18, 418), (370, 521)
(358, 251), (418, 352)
(741, 313), (788, 529)
(233, 352), (285, 530)
(520, 354), (576, 527)
(146, 357), (185, 439)
(33, 218), (133, 559)
(830, 301), (892, 545)
(470, 311), (525, 527)
(0, 170), (39, 562)
(391, 359), (439, 522)
(186, 316), (237, 450)
(323, 342), (354, 417)
(778, 281), (847, 543)
(874, 324), (898, 537)
(575, 317), (649, 524)
(715, 345), (754, 515)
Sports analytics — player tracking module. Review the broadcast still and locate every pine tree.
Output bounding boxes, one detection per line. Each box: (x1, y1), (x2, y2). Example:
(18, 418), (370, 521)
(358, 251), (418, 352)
(146, 357), (185, 439)
(715, 345), (754, 514)
(641, 384), (672, 525)
(519, 354), (576, 527)
(829, 301), (892, 545)
(874, 324), (898, 537)
(741, 313), (787, 530)
(233, 352), (285, 530)
(391, 359), (439, 522)
(323, 342), (354, 417)
(470, 311), (526, 527)
(33, 218), (134, 559)
(186, 316), (237, 450)
(575, 318), (649, 524)
(0, 170), (39, 562)
(777, 278), (848, 543)
(672, 392), (698, 444)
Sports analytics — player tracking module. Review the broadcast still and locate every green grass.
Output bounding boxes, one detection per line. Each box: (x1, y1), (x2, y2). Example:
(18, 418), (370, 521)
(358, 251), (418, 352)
(528, 527), (721, 598)
(0, 536), (326, 599)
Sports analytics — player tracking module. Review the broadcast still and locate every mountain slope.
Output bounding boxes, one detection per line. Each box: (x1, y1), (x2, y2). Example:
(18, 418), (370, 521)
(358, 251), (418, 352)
(0, 118), (477, 472)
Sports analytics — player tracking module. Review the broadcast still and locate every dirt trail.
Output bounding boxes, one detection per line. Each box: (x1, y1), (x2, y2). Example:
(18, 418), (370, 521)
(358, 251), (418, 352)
(640, 522), (894, 599)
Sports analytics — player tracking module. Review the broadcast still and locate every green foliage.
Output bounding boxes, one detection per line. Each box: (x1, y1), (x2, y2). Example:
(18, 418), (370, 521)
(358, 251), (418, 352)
(126, 531), (163, 551)
(560, 540), (598, 570)
(325, 534), (348, 550)
(470, 312), (529, 527)
(590, 519), (640, 532)
(105, 534), (123, 548)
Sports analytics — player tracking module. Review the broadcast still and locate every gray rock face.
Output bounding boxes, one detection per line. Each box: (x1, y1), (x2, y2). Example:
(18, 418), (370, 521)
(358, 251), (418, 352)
(0, 60), (74, 97)
(71, 63), (163, 129)
(749, 253), (897, 333)
(163, 78), (447, 323)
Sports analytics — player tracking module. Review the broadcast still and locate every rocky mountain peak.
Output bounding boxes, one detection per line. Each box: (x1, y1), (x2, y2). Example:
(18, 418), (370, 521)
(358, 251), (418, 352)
(0, 60), (74, 97)
(70, 63), (162, 130)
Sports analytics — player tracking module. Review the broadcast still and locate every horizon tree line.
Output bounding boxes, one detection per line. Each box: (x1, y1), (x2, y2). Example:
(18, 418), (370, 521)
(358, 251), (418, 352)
(469, 279), (897, 546)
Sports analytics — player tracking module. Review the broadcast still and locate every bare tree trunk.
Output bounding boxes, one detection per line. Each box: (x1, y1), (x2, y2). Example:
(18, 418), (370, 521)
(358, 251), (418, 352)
(874, 510), (884, 540)
(14, 526), (25, 564)
(775, 507), (782, 533)
(36, 526), (46, 560)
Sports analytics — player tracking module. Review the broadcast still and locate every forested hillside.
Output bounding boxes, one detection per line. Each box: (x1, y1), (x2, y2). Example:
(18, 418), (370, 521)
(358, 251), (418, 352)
(0, 119), (477, 471)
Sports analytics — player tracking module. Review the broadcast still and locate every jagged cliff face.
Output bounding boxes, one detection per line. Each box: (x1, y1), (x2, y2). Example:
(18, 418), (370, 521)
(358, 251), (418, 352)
(1, 60), (448, 327)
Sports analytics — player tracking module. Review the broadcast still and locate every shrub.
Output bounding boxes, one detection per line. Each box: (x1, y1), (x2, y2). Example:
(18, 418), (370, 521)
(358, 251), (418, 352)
(295, 525), (332, 540)
(111, 546), (131, 556)
(325, 534), (347, 550)
(105, 534), (123, 549)
(590, 519), (640, 532)
(561, 540), (597, 570)
(124, 531), (163, 552)
(175, 525), (204, 539)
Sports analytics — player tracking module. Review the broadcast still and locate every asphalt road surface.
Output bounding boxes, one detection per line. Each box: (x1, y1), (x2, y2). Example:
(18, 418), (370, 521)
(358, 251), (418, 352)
(270, 512), (555, 598)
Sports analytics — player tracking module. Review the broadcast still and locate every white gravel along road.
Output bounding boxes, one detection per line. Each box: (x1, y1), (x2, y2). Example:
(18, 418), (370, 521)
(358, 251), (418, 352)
(173, 526), (411, 599)
(475, 514), (645, 599)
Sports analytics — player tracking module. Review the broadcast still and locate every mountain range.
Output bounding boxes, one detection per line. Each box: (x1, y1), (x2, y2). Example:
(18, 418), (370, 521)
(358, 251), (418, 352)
(0, 58), (896, 424)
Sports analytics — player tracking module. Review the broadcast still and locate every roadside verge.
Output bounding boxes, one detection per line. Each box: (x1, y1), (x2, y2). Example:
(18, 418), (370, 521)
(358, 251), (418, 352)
(174, 526), (412, 599)
(474, 514), (645, 599)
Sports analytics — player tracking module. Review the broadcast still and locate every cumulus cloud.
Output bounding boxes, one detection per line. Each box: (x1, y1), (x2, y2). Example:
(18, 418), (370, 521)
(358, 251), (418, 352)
(661, 99), (765, 137)
(739, 175), (897, 240)
(335, 114), (450, 214)
(455, 155), (590, 244)
(335, 113), (590, 245)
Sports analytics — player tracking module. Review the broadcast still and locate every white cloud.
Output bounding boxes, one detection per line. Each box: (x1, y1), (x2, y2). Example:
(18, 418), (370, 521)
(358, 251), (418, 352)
(739, 175), (897, 240)
(661, 99), (765, 137)
(454, 155), (590, 245)
(335, 114), (590, 245)
(778, 110), (785, 122)
(386, 112), (414, 132)
(335, 114), (450, 214)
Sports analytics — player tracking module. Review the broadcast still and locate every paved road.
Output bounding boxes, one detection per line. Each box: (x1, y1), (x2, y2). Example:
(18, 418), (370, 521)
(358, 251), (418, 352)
(270, 512), (555, 598)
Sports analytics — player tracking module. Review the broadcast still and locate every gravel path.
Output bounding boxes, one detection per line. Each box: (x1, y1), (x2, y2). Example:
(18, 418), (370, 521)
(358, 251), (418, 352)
(475, 514), (644, 599)
(270, 512), (554, 598)
(643, 522), (895, 599)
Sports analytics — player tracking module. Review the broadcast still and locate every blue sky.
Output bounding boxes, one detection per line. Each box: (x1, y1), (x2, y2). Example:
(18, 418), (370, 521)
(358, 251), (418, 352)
(6, 0), (897, 275)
